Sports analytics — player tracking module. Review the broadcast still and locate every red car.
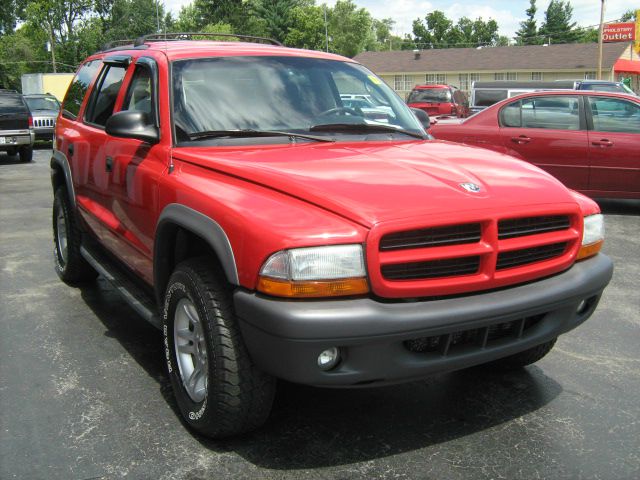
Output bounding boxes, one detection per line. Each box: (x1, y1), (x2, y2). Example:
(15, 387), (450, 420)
(407, 84), (470, 118)
(430, 90), (640, 199)
(51, 34), (612, 438)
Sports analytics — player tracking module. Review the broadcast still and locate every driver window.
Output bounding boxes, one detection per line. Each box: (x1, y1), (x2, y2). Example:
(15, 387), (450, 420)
(123, 65), (155, 125)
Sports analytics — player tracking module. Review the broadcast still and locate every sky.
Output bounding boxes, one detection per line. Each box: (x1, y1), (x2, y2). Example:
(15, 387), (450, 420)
(162, 0), (636, 40)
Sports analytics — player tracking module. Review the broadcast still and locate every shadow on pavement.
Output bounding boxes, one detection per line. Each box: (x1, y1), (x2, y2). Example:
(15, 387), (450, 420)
(595, 198), (640, 216)
(77, 276), (562, 469)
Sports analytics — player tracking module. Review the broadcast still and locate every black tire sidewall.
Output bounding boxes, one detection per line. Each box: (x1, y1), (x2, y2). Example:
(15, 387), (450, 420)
(52, 190), (69, 277)
(163, 270), (212, 430)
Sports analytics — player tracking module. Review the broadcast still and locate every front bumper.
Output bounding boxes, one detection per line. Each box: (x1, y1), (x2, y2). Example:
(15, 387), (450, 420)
(33, 127), (54, 141)
(234, 254), (613, 387)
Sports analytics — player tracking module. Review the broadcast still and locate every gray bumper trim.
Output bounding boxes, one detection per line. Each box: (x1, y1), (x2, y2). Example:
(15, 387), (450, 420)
(233, 254), (613, 386)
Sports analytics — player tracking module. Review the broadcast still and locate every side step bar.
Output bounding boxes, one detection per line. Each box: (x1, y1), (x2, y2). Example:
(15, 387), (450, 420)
(80, 245), (162, 330)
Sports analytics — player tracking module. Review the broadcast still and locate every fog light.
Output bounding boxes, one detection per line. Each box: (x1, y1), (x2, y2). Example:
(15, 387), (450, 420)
(317, 347), (340, 371)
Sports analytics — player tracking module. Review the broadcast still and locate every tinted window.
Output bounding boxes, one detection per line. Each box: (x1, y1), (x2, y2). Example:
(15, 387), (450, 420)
(474, 89), (508, 107)
(123, 65), (154, 124)
(589, 97), (640, 133)
(501, 96), (580, 130)
(85, 65), (127, 127)
(0, 95), (28, 114)
(62, 60), (102, 119)
(407, 89), (452, 103)
(25, 97), (60, 111)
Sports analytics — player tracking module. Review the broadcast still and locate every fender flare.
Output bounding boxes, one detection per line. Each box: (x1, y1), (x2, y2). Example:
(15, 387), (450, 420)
(50, 149), (76, 208)
(155, 203), (240, 290)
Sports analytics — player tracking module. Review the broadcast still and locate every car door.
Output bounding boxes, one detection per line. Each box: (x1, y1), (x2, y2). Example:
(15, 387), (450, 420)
(101, 57), (165, 283)
(499, 95), (590, 190)
(586, 95), (640, 197)
(76, 58), (129, 247)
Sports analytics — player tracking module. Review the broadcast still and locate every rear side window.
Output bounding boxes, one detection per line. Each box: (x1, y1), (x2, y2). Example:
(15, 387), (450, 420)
(0, 95), (28, 114)
(589, 97), (640, 133)
(62, 60), (102, 119)
(84, 65), (127, 127)
(500, 96), (580, 130)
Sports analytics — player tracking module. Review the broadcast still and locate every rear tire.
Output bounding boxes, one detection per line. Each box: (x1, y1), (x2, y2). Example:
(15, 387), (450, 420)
(52, 187), (97, 283)
(487, 338), (557, 370)
(163, 258), (276, 438)
(19, 146), (33, 162)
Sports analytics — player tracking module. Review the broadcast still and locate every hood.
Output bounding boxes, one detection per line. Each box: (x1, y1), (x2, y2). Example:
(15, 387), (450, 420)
(173, 140), (577, 227)
(29, 109), (59, 116)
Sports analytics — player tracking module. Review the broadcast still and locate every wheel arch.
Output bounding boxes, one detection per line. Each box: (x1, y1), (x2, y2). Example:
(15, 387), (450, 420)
(50, 150), (76, 207)
(154, 204), (239, 306)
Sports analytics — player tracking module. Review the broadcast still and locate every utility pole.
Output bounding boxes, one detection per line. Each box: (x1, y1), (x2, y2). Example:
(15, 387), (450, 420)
(597, 0), (605, 80)
(47, 28), (57, 73)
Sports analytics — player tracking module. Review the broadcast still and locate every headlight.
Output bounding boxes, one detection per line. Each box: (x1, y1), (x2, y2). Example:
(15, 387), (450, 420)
(578, 214), (604, 260)
(258, 244), (369, 298)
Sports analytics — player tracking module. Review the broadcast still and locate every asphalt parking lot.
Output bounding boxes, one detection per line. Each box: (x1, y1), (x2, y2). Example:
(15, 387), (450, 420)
(1, 149), (639, 479)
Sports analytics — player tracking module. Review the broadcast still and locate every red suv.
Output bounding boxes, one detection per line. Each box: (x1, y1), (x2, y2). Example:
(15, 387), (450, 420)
(407, 84), (470, 118)
(51, 33), (612, 438)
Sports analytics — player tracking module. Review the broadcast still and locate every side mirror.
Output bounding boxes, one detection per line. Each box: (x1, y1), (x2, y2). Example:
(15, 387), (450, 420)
(106, 110), (159, 144)
(411, 107), (430, 130)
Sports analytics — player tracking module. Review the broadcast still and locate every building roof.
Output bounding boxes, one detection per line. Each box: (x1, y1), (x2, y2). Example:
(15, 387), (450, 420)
(354, 43), (629, 73)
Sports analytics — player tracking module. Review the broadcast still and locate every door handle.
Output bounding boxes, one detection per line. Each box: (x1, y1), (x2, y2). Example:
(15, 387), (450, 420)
(511, 135), (531, 144)
(591, 139), (613, 147)
(105, 156), (113, 172)
(67, 143), (74, 157)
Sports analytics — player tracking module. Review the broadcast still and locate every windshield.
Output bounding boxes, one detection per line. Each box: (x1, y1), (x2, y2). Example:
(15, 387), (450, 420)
(172, 56), (423, 143)
(25, 96), (60, 111)
(407, 89), (452, 103)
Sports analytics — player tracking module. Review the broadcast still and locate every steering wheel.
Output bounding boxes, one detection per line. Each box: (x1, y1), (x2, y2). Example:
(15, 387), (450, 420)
(318, 107), (361, 117)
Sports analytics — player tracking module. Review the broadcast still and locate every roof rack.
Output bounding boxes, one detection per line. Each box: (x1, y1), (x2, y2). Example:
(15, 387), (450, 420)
(0, 89), (18, 94)
(133, 32), (283, 47)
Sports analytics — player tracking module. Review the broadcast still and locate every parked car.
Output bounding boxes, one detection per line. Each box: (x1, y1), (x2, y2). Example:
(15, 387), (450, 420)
(470, 79), (636, 114)
(339, 93), (395, 122)
(407, 84), (470, 118)
(51, 33), (612, 439)
(24, 93), (60, 141)
(431, 90), (640, 199)
(0, 91), (34, 162)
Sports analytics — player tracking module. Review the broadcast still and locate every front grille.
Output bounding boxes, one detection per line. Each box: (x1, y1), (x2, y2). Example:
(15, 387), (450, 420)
(497, 242), (567, 270)
(405, 315), (544, 356)
(498, 215), (570, 239)
(381, 256), (480, 280)
(33, 118), (55, 128)
(380, 223), (481, 251)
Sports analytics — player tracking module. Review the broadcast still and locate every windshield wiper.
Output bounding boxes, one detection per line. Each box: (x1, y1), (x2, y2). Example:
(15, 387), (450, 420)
(309, 122), (426, 140)
(187, 129), (335, 143)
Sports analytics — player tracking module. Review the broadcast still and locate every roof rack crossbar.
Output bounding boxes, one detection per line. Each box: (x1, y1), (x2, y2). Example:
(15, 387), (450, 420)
(102, 39), (136, 51)
(133, 32), (283, 47)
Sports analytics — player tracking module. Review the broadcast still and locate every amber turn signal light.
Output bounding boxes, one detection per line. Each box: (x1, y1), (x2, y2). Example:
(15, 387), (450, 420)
(577, 240), (603, 260)
(257, 277), (369, 298)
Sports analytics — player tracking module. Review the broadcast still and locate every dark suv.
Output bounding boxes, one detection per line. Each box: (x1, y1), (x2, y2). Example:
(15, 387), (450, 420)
(0, 92), (34, 162)
(407, 84), (470, 118)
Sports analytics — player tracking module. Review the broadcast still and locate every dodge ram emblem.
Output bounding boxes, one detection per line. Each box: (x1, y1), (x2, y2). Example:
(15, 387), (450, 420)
(460, 182), (481, 193)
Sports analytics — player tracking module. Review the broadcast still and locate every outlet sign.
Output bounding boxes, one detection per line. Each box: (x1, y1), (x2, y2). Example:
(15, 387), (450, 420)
(603, 23), (635, 42)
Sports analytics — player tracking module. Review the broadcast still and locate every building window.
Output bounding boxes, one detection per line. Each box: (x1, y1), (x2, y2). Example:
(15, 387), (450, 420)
(459, 73), (479, 92)
(494, 72), (518, 81)
(425, 73), (446, 84)
(394, 75), (414, 91)
(584, 71), (597, 80)
(531, 72), (543, 80)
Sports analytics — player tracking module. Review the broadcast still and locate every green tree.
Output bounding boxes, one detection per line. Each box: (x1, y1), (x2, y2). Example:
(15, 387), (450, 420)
(514, 0), (540, 45)
(284, 4), (326, 50)
(412, 10), (452, 48)
(327, 0), (372, 57)
(620, 10), (635, 22)
(250, 0), (301, 42)
(103, 0), (165, 42)
(193, 0), (246, 30)
(539, 0), (579, 44)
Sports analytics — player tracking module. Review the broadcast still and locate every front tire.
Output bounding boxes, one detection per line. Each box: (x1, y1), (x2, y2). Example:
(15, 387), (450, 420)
(163, 258), (276, 438)
(52, 188), (96, 283)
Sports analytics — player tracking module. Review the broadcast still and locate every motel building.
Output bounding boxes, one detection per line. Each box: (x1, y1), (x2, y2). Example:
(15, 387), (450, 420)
(354, 43), (640, 99)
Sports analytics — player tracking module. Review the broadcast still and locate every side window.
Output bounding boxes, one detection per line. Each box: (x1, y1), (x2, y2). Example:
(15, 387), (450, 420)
(519, 96), (580, 130)
(589, 97), (640, 134)
(500, 100), (521, 127)
(62, 60), (102, 120)
(84, 65), (127, 127)
(122, 65), (155, 124)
